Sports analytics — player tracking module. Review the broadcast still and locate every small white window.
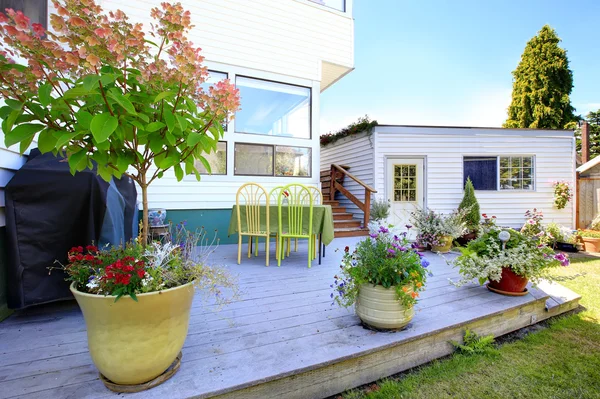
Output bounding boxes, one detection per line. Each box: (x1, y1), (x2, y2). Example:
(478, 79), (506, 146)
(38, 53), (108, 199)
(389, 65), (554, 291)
(499, 156), (534, 190)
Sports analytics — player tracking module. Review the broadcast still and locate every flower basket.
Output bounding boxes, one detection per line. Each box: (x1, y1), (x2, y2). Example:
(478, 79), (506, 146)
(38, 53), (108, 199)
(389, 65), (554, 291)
(431, 235), (453, 253)
(582, 236), (600, 253)
(71, 281), (194, 385)
(554, 242), (578, 253)
(355, 284), (414, 330)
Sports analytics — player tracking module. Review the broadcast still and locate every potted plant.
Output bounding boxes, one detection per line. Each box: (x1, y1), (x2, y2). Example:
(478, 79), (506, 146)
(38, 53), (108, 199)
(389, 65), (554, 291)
(55, 224), (237, 388)
(553, 181), (573, 210)
(452, 227), (569, 295)
(370, 197), (391, 223)
(410, 208), (467, 253)
(332, 224), (430, 330)
(456, 178), (480, 245)
(545, 222), (578, 252)
(578, 230), (600, 252)
(0, 0), (240, 244)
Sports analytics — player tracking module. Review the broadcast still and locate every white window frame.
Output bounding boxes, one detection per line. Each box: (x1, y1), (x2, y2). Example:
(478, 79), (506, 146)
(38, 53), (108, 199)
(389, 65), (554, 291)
(462, 155), (536, 192)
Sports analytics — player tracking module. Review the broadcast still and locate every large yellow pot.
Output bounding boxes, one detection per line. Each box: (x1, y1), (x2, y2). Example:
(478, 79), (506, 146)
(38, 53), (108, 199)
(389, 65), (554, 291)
(355, 284), (414, 330)
(71, 281), (195, 385)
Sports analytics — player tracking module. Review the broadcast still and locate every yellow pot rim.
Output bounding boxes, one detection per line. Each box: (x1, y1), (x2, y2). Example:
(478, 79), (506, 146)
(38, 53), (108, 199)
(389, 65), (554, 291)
(69, 280), (194, 300)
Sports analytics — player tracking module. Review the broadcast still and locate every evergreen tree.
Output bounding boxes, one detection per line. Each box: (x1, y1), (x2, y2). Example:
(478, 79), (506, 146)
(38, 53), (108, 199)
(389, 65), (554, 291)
(459, 178), (480, 232)
(504, 25), (576, 129)
(575, 109), (600, 160)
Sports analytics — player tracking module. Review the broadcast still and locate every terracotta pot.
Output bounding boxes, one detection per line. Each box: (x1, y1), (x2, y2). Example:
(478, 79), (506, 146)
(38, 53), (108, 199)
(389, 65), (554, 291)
(71, 282), (195, 385)
(488, 267), (528, 293)
(355, 284), (414, 330)
(582, 237), (600, 253)
(431, 235), (453, 253)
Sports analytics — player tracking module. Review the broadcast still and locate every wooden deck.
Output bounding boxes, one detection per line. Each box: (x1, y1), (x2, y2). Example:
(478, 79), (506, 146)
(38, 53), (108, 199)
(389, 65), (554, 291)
(0, 237), (581, 399)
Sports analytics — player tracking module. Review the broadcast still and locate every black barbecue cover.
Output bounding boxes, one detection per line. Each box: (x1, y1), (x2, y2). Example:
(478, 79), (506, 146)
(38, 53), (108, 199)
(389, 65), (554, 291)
(5, 149), (137, 308)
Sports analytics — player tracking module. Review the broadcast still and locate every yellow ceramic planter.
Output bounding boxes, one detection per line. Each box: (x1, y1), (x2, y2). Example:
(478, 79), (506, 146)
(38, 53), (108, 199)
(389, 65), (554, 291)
(71, 282), (195, 385)
(431, 235), (453, 253)
(355, 284), (414, 330)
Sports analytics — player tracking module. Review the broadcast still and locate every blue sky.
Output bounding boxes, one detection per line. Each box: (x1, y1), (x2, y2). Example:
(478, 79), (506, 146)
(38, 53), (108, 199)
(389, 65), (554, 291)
(320, 0), (600, 134)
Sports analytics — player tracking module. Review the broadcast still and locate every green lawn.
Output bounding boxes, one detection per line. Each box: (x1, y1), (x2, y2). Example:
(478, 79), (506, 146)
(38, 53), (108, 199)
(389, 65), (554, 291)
(339, 256), (600, 399)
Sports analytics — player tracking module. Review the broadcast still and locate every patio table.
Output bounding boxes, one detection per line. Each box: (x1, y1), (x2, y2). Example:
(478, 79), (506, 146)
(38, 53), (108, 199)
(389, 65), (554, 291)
(228, 204), (335, 246)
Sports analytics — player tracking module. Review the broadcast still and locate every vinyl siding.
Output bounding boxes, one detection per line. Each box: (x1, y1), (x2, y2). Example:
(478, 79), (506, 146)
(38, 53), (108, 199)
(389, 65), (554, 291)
(372, 126), (576, 229)
(98, 0), (354, 83)
(320, 132), (374, 220)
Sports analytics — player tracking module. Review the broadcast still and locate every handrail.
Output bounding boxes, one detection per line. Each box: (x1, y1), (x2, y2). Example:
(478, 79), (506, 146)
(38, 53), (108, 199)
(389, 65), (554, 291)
(329, 164), (377, 227)
(331, 164), (377, 193)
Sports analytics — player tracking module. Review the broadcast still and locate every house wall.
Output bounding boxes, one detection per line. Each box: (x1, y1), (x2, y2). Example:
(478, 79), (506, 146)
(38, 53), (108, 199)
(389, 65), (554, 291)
(320, 132), (374, 220)
(370, 126), (576, 229)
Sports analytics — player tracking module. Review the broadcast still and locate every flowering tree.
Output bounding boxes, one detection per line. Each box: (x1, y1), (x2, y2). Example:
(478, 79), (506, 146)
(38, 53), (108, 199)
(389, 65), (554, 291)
(0, 1), (240, 243)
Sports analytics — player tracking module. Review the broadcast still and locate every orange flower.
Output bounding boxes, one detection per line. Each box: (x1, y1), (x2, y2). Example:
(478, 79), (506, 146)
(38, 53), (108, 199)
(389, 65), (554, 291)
(411, 292), (419, 299)
(416, 282), (422, 288)
(402, 286), (409, 293)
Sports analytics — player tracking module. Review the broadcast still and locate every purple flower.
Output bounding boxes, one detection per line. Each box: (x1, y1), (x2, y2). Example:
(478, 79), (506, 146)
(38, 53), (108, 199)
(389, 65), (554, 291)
(416, 251), (425, 257)
(405, 224), (412, 230)
(379, 226), (389, 233)
(421, 257), (430, 268)
(394, 235), (399, 241)
(370, 233), (378, 239)
(387, 248), (396, 255)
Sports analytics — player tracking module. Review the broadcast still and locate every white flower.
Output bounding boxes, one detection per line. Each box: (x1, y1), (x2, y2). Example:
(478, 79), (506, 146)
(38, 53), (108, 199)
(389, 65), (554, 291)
(86, 275), (100, 289)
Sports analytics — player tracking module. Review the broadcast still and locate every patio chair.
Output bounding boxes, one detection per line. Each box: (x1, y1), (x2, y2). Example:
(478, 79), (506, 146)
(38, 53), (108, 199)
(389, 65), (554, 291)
(236, 183), (270, 266)
(307, 186), (324, 260)
(268, 186), (286, 260)
(277, 183), (314, 268)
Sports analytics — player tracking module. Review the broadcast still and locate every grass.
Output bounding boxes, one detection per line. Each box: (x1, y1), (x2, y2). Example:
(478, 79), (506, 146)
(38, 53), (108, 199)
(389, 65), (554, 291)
(338, 255), (600, 399)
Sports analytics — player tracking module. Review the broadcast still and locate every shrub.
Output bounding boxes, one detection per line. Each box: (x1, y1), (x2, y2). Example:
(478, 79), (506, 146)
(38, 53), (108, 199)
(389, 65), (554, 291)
(452, 329), (497, 356)
(319, 115), (378, 146)
(410, 207), (468, 246)
(459, 178), (481, 232)
(370, 197), (390, 222)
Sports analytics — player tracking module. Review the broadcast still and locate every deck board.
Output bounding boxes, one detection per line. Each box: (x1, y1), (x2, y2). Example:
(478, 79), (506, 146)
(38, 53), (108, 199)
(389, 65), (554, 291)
(0, 237), (581, 399)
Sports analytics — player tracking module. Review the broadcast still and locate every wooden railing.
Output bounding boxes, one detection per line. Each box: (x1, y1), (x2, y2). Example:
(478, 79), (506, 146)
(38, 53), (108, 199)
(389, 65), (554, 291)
(329, 164), (377, 227)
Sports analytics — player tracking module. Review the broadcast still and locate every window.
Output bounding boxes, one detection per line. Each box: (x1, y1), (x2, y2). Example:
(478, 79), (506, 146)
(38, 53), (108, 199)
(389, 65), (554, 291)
(235, 77), (311, 139)
(275, 146), (311, 177)
(195, 141), (226, 175)
(393, 165), (417, 202)
(0, 1), (48, 29)
(234, 143), (312, 177)
(499, 156), (534, 190)
(463, 156), (535, 191)
(234, 143), (273, 176)
(463, 157), (498, 191)
(201, 71), (228, 130)
(308, 0), (346, 12)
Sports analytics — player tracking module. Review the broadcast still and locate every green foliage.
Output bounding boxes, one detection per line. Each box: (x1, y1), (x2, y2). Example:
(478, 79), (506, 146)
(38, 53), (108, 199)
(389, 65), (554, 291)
(370, 198), (391, 222)
(452, 329), (497, 356)
(458, 178), (480, 231)
(578, 229), (600, 238)
(503, 25), (577, 129)
(320, 115), (378, 146)
(575, 110), (600, 160)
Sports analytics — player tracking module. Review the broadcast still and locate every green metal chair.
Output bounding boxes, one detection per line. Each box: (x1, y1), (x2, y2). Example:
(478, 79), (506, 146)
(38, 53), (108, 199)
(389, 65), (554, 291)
(277, 183), (314, 268)
(236, 183), (270, 266)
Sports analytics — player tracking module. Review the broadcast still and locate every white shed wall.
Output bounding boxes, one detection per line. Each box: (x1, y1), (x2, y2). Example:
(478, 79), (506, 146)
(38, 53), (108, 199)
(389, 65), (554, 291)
(320, 133), (374, 219)
(371, 126), (576, 229)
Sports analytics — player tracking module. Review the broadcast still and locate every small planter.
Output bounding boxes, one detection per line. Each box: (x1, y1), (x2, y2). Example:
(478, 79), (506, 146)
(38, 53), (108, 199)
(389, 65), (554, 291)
(554, 242), (578, 253)
(355, 283), (414, 330)
(487, 267), (528, 296)
(71, 282), (195, 386)
(456, 231), (477, 247)
(581, 237), (600, 253)
(431, 235), (453, 253)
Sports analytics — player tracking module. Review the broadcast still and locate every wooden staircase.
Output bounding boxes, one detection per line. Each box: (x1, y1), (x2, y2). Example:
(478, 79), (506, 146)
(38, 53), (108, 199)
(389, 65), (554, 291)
(321, 169), (370, 238)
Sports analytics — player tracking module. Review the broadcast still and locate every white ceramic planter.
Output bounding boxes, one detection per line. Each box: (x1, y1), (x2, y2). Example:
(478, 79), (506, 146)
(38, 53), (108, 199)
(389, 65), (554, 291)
(355, 283), (414, 330)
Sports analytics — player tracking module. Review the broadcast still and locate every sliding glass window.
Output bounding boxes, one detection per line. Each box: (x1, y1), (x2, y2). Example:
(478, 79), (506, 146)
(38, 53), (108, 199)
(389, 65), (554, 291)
(235, 77), (311, 139)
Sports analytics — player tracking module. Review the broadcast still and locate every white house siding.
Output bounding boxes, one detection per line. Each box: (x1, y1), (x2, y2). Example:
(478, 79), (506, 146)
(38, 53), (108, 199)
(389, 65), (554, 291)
(371, 126), (576, 229)
(98, 0), (354, 83)
(320, 132), (374, 220)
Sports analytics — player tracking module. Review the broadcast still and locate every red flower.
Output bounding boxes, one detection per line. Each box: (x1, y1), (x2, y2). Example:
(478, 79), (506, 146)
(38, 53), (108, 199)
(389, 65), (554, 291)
(86, 245), (98, 252)
(77, 246), (83, 253)
(84, 254), (95, 261)
(344, 246), (350, 253)
(75, 254), (84, 261)
(137, 269), (145, 278)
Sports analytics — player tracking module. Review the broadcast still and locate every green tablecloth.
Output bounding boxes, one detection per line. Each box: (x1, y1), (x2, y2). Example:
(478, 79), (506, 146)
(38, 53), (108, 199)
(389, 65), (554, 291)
(228, 205), (335, 245)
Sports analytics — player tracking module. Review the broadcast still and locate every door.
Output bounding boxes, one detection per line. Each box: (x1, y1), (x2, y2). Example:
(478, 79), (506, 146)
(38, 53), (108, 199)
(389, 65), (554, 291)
(387, 158), (424, 237)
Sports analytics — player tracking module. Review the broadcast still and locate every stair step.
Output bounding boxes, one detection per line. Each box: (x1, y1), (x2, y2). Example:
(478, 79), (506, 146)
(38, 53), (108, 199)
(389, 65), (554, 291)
(334, 228), (369, 238)
(320, 170), (330, 177)
(334, 220), (362, 228)
(324, 200), (339, 206)
(331, 206), (346, 213)
(333, 213), (353, 220)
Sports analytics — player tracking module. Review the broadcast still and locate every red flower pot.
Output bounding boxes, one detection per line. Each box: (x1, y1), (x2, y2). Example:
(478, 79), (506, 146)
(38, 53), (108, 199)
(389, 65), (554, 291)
(488, 267), (528, 294)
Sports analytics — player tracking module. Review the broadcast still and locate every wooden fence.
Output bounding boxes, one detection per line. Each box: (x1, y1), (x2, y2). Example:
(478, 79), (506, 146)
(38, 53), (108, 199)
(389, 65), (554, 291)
(577, 177), (600, 229)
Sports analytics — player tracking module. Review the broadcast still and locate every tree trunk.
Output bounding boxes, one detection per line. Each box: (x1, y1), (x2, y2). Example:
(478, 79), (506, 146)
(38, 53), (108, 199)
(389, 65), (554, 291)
(140, 180), (149, 245)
